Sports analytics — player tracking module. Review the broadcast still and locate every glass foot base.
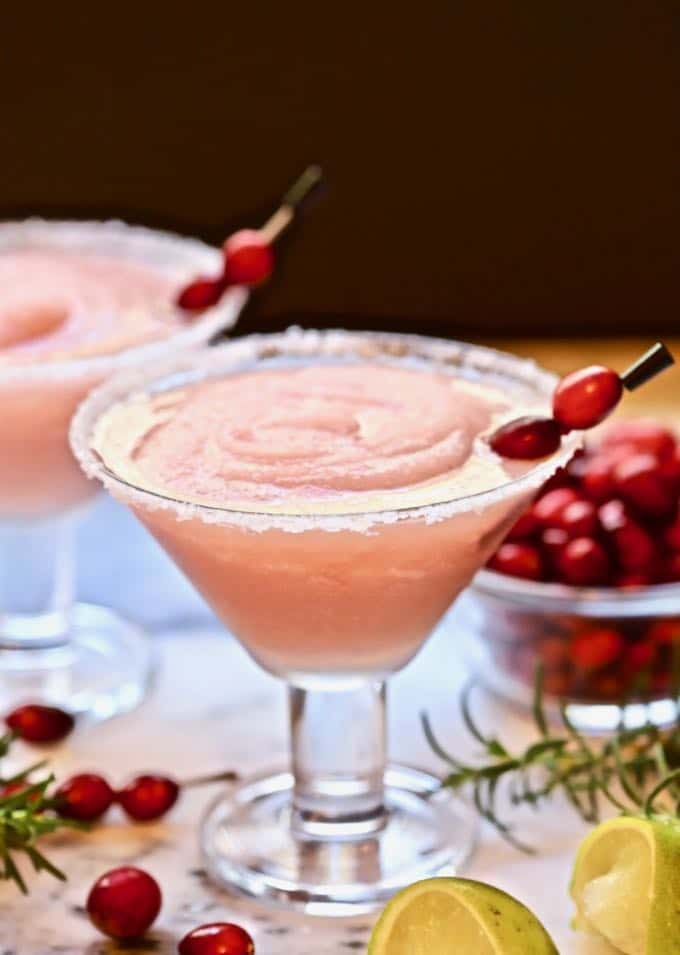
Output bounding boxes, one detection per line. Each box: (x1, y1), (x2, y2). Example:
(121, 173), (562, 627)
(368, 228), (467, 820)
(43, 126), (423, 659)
(201, 765), (477, 916)
(0, 603), (154, 721)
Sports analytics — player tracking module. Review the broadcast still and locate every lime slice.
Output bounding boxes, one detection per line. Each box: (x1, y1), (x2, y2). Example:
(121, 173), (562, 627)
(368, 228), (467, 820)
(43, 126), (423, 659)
(571, 815), (680, 955)
(368, 877), (557, 954)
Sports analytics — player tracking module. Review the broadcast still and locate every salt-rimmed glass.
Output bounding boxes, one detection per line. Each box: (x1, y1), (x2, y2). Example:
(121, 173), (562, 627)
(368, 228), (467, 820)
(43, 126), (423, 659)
(0, 220), (246, 720)
(71, 328), (581, 914)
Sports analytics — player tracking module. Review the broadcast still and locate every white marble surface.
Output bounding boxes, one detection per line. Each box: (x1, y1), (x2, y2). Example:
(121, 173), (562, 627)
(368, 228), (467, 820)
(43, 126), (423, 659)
(0, 621), (618, 954)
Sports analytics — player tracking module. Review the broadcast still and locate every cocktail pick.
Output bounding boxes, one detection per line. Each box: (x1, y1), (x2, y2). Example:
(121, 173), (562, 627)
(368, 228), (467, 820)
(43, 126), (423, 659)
(177, 165), (323, 312)
(489, 342), (675, 459)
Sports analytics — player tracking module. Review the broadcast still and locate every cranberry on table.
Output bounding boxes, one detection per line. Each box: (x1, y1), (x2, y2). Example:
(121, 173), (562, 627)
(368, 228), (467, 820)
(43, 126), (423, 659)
(55, 773), (115, 821)
(223, 229), (274, 286)
(555, 537), (611, 587)
(176, 276), (227, 312)
(87, 866), (161, 941)
(488, 542), (544, 581)
(489, 416), (562, 460)
(552, 365), (623, 431)
(0, 781), (41, 802)
(5, 704), (74, 744)
(117, 774), (180, 821)
(179, 922), (255, 955)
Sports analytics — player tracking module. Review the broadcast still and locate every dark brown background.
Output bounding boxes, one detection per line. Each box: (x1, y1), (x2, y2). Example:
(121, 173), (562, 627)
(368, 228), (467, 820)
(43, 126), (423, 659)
(1, 3), (678, 338)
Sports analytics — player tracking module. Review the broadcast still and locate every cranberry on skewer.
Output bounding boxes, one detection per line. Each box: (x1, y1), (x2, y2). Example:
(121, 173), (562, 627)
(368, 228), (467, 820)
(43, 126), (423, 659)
(488, 342), (674, 462)
(54, 773), (115, 821)
(177, 165), (322, 312)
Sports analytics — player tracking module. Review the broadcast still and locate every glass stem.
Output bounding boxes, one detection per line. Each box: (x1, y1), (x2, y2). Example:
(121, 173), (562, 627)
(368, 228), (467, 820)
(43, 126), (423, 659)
(289, 682), (388, 838)
(0, 515), (75, 648)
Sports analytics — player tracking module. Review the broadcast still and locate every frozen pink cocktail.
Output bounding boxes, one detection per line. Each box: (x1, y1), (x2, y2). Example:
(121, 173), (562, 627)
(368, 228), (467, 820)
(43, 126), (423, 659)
(0, 223), (243, 519)
(0, 220), (245, 722)
(73, 330), (580, 913)
(90, 359), (547, 677)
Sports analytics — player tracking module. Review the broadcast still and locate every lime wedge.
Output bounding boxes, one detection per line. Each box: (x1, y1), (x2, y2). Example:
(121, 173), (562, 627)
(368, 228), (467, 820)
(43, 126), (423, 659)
(368, 877), (557, 954)
(571, 815), (680, 955)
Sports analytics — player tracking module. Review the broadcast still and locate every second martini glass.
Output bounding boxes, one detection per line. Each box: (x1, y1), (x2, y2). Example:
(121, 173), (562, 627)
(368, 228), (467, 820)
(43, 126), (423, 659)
(71, 329), (580, 914)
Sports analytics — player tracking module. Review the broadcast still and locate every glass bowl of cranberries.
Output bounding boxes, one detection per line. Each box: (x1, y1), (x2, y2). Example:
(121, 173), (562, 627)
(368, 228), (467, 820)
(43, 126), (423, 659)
(461, 419), (680, 733)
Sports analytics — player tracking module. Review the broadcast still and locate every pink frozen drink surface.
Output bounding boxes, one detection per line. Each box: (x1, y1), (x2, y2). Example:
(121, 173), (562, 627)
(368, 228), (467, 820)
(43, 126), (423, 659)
(0, 249), (177, 518)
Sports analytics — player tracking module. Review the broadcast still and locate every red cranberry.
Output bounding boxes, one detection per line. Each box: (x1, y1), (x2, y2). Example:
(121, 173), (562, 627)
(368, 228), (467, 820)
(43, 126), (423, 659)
(556, 499), (598, 538)
(223, 229), (274, 286)
(598, 498), (628, 533)
(117, 774), (180, 822)
(665, 510), (680, 551)
(647, 620), (680, 645)
(660, 552), (680, 582)
(55, 773), (115, 822)
(5, 704), (74, 744)
(553, 366), (623, 431)
(532, 487), (581, 526)
(569, 628), (624, 669)
(616, 572), (652, 588)
(555, 537), (611, 586)
(602, 420), (676, 460)
(580, 455), (617, 503)
(541, 465), (575, 492)
(660, 445), (680, 488)
(488, 542), (544, 581)
(489, 416), (562, 459)
(613, 453), (675, 518)
(179, 922), (255, 955)
(505, 510), (541, 541)
(0, 781), (40, 802)
(87, 866), (161, 941)
(176, 276), (227, 312)
(540, 527), (570, 570)
(626, 641), (656, 672)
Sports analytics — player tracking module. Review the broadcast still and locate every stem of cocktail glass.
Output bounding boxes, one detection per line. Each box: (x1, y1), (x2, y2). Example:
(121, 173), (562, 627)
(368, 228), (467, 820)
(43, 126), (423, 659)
(0, 515), (75, 647)
(289, 682), (388, 838)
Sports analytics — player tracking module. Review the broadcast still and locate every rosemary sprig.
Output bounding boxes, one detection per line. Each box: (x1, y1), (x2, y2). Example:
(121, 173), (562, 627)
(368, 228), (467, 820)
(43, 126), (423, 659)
(425, 668), (680, 850)
(0, 732), (86, 893)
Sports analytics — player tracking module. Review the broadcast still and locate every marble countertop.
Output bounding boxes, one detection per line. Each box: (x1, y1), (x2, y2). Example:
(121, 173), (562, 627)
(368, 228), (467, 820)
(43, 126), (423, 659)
(1, 621), (620, 954)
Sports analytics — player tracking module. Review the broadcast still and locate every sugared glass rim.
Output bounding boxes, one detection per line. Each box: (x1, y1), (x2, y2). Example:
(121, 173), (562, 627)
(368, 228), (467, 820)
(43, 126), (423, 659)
(0, 218), (247, 382)
(473, 567), (680, 615)
(71, 328), (584, 533)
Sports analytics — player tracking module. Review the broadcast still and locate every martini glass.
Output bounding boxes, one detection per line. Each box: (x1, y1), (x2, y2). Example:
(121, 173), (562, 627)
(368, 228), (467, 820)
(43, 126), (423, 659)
(0, 219), (246, 720)
(71, 329), (580, 914)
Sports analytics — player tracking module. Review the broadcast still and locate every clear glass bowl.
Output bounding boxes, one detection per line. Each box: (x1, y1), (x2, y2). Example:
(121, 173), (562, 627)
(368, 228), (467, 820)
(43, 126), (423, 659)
(460, 568), (680, 733)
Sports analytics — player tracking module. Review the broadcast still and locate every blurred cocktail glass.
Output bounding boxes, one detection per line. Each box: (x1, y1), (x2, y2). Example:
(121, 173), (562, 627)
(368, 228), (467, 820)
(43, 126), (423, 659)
(72, 329), (579, 913)
(0, 219), (245, 719)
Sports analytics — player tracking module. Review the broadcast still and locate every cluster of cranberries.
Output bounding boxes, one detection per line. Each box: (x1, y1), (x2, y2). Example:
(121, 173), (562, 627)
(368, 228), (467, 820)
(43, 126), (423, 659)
(490, 365), (623, 459)
(4, 706), (185, 822)
(87, 866), (255, 951)
(489, 419), (680, 588)
(177, 229), (275, 312)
